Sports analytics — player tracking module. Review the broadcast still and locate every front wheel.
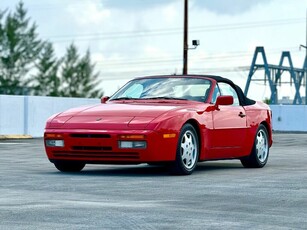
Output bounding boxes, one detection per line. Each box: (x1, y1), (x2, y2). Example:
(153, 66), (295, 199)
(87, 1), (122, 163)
(241, 124), (269, 168)
(54, 161), (86, 172)
(171, 124), (199, 175)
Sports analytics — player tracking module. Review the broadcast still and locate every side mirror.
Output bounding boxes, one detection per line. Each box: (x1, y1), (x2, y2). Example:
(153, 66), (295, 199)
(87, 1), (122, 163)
(215, 95), (233, 106)
(101, 96), (110, 104)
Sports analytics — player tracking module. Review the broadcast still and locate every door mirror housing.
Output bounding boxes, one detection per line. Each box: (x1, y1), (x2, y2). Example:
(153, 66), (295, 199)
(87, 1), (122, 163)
(215, 95), (233, 106)
(101, 96), (110, 104)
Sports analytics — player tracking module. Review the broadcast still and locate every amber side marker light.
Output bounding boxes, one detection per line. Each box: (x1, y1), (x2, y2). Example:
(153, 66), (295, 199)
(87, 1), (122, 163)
(163, 134), (176, 138)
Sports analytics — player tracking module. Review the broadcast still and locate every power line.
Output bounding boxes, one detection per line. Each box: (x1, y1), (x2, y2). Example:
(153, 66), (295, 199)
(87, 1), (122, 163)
(98, 66), (251, 80)
(93, 46), (300, 67)
(40, 18), (305, 43)
(95, 47), (304, 82)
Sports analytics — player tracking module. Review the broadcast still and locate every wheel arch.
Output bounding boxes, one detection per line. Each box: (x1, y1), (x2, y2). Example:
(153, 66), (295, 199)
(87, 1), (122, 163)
(260, 120), (272, 147)
(184, 119), (202, 160)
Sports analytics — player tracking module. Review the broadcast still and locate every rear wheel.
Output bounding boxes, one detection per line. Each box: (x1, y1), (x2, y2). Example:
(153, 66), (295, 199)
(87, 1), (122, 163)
(241, 124), (269, 168)
(171, 124), (199, 175)
(54, 161), (85, 172)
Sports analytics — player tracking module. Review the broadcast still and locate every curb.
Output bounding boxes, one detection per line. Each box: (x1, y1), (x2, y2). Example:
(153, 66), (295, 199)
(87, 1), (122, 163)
(0, 135), (33, 140)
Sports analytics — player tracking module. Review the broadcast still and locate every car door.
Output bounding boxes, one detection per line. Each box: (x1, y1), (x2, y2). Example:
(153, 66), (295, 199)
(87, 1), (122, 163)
(209, 82), (248, 159)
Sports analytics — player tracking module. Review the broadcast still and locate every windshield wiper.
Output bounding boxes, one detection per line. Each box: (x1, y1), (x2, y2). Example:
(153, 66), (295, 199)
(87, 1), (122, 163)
(111, 97), (187, 101)
(142, 97), (187, 100)
(110, 97), (138, 101)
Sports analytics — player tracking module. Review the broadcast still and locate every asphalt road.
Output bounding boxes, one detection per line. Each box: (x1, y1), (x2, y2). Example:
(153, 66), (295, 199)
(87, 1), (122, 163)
(0, 133), (307, 230)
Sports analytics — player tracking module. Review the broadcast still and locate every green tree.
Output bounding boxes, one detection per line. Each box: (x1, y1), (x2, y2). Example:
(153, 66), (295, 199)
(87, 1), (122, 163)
(31, 42), (61, 96)
(60, 43), (102, 98)
(0, 1), (43, 95)
(77, 50), (102, 98)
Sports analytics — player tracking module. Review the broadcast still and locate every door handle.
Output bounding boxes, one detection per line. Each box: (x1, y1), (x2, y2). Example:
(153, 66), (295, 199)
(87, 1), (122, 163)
(238, 112), (246, 118)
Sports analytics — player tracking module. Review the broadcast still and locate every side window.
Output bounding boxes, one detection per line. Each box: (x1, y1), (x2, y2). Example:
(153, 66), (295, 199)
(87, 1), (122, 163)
(217, 82), (240, 106)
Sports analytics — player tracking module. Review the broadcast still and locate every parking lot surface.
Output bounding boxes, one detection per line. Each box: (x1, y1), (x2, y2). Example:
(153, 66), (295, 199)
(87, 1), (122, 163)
(0, 133), (307, 229)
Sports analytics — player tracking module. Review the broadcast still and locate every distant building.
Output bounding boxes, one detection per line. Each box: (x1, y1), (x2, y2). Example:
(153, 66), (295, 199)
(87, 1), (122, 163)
(279, 96), (292, 104)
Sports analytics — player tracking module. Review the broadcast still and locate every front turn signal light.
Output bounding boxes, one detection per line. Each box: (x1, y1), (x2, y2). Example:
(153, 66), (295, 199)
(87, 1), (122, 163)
(45, 133), (63, 138)
(118, 134), (146, 139)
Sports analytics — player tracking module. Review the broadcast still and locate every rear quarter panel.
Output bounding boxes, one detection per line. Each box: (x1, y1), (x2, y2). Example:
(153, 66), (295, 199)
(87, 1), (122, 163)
(244, 102), (273, 155)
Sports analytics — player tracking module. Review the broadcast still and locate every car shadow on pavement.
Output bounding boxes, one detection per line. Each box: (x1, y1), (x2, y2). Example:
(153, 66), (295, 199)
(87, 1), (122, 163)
(196, 161), (244, 172)
(43, 161), (245, 177)
(81, 164), (171, 177)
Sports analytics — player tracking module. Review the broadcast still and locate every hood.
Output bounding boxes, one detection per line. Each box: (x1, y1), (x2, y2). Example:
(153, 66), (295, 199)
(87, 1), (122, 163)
(47, 101), (198, 130)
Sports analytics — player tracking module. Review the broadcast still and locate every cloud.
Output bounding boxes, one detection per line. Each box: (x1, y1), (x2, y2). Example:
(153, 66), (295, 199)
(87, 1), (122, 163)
(191, 0), (271, 15)
(67, 1), (111, 26)
(103, 0), (177, 10)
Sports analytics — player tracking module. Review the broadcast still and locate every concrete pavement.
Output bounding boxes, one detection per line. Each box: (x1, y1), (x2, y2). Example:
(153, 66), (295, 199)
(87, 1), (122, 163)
(0, 133), (306, 229)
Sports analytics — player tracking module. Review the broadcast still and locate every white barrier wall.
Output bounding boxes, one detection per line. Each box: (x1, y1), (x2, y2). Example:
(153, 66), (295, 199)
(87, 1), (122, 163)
(269, 105), (307, 132)
(0, 95), (306, 137)
(0, 95), (25, 135)
(0, 95), (99, 137)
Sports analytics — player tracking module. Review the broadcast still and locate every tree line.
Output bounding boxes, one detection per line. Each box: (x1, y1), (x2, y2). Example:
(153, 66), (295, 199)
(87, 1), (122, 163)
(0, 1), (103, 98)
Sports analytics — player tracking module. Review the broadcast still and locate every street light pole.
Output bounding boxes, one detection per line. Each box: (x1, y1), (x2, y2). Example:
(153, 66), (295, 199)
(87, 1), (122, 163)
(183, 0), (188, 75)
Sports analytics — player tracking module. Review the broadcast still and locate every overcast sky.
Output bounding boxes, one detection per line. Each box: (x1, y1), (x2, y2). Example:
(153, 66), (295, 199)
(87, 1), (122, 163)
(1, 0), (306, 101)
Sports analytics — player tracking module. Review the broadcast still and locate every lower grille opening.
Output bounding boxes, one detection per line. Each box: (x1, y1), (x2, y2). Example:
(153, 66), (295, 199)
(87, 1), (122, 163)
(70, 134), (111, 138)
(72, 146), (112, 151)
(53, 151), (140, 159)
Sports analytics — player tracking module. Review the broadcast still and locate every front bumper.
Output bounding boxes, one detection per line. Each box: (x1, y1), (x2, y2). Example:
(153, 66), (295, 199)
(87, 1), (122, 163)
(44, 129), (178, 164)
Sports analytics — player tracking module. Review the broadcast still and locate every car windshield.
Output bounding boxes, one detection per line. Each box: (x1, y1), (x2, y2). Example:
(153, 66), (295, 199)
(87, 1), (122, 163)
(110, 77), (212, 102)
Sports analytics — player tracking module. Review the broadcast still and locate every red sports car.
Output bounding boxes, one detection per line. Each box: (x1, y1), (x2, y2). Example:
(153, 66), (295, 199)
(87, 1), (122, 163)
(44, 75), (273, 175)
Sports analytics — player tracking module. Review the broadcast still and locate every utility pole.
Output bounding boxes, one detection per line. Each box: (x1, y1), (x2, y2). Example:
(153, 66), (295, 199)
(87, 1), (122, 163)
(183, 0), (188, 75)
(305, 9), (307, 105)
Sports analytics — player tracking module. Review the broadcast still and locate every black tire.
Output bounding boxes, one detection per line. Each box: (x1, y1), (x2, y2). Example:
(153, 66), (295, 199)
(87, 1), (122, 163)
(54, 161), (85, 172)
(171, 123), (199, 175)
(241, 124), (269, 168)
